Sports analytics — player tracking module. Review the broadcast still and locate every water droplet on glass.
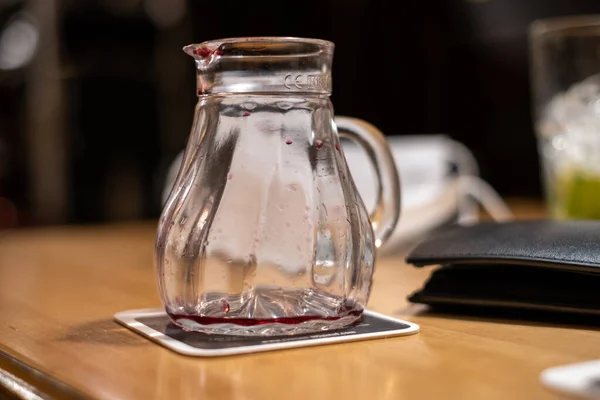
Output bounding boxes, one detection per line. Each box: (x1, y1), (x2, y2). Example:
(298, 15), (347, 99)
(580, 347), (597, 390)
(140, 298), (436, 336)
(227, 173), (233, 180)
(243, 102), (257, 110)
(277, 204), (284, 211)
(180, 216), (187, 225)
(297, 271), (303, 276)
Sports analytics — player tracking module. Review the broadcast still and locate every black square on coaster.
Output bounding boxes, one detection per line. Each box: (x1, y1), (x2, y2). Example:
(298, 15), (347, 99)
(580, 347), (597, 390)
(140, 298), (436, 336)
(114, 308), (419, 357)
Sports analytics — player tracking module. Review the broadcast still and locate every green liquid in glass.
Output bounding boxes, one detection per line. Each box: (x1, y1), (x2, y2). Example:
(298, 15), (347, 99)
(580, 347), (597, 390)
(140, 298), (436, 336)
(552, 168), (600, 219)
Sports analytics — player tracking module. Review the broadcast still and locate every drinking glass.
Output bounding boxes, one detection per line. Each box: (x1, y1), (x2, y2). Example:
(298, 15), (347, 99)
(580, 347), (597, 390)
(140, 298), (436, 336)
(530, 15), (600, 219)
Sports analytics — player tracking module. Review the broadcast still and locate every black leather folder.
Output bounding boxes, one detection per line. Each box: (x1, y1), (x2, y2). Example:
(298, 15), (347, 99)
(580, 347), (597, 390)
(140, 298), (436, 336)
(406, 220), (600, 316)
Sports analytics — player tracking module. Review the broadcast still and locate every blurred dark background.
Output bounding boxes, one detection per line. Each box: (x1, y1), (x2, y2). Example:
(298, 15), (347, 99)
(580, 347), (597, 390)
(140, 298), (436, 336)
(1, 0), (600, 227)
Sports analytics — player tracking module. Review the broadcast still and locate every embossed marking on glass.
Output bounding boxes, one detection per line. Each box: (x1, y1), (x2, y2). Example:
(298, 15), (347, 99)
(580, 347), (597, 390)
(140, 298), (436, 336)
(155, 37), (400, 335)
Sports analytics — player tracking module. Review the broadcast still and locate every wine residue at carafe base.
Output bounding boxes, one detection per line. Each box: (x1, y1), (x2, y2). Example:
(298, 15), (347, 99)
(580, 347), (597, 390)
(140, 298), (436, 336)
(168, 309), (363, 327)
(166, 297), (364, 336)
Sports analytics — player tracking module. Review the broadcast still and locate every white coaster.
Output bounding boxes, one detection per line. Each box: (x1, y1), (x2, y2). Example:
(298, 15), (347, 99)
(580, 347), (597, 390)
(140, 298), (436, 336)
(114, 308), (419, 357)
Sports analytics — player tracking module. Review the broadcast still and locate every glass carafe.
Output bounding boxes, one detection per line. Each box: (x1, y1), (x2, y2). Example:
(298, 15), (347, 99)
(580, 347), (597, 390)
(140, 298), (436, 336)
(156, 37), (400, 336)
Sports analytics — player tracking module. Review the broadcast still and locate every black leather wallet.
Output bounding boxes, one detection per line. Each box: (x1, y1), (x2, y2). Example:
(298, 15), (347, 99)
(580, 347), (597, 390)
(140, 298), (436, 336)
(405, 220), (600, 316)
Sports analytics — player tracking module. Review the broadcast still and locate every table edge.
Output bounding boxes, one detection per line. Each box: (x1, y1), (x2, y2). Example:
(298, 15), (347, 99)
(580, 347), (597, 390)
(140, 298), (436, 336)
(0, 348), (90, 400)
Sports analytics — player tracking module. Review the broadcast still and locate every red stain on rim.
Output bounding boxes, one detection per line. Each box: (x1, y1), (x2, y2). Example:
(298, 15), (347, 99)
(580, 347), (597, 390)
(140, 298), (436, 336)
(193, 46), (224, 58)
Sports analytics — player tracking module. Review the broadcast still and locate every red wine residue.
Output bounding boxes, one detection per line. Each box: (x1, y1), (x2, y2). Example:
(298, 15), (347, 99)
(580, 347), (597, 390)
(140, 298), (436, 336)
(221, 300), (230, 313)
(315, 139), (323, 149)
(194, 47), (213, 58)
(194, 46), (223, 58)
(285, 137), (293, 145)
(168, 308), (363, 327)
(242, 111), (251, 117)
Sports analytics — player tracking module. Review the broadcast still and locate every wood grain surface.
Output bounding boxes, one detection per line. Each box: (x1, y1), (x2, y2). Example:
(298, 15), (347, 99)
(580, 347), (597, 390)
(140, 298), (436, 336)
(0, 199), (594, 399)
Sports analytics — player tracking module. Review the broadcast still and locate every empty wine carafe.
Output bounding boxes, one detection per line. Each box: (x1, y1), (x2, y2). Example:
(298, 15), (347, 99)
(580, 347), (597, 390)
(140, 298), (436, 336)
(155, 37), (400, 336)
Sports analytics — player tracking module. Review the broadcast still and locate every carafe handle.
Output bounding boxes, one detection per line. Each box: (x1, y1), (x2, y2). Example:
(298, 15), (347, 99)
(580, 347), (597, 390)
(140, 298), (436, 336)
(334, 116), (401, 248)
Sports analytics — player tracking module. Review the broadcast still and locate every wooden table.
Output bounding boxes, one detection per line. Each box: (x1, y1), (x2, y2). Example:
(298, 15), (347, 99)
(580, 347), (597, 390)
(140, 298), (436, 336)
(0, 199), (596, 399)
